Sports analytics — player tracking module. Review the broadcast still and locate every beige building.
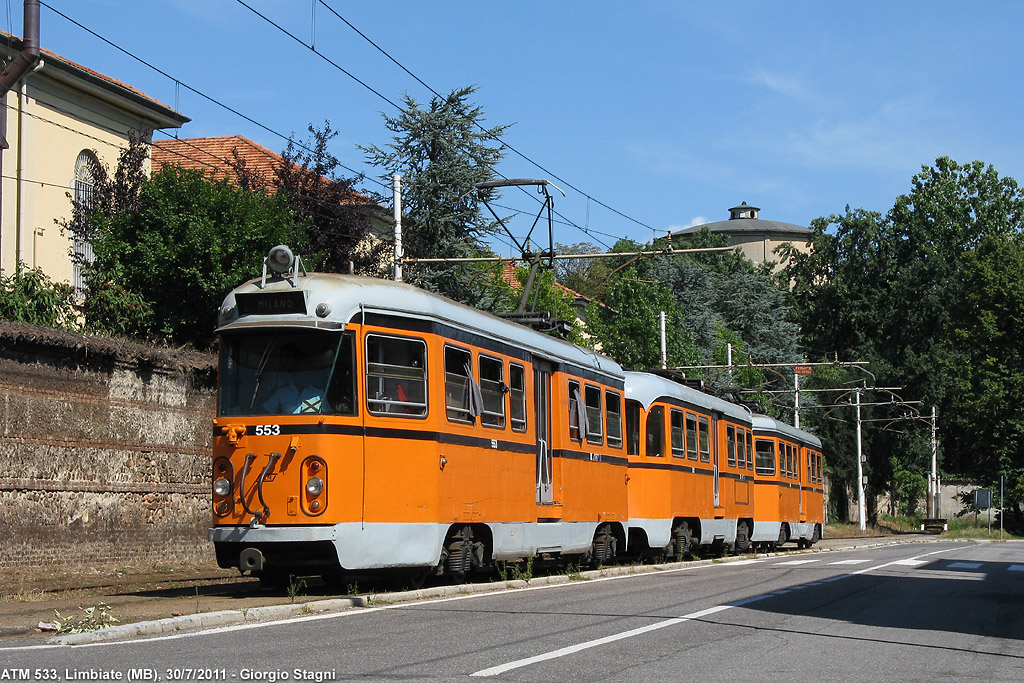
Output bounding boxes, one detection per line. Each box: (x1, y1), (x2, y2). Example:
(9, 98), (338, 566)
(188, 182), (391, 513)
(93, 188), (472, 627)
(0, 27), (187, 289)
(672, 202), (811, 270)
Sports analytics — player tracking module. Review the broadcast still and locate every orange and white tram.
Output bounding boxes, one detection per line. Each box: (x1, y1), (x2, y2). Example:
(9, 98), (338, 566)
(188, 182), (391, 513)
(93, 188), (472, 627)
(751, 414), (825, 548)
(209, 248), (826, 580)
(209, 254), (629, 581)
(622, 371), (757, 556)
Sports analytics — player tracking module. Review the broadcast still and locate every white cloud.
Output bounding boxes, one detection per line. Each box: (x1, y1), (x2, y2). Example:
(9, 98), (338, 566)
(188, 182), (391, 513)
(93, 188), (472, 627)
(665, 216), (708, 232)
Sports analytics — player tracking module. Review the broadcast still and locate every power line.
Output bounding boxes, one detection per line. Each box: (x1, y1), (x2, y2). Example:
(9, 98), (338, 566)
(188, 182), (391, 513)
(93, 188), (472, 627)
(316, 0), (659, 237)
(38, 0), (392, 195)
(235, 0), (612, 250)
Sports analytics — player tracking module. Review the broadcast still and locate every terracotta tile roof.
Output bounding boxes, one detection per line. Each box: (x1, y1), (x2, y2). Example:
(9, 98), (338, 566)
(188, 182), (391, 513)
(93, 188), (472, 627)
(1, 30), (182, 115)
(152, 135), (281, 184)
(151, 135), (373, 204)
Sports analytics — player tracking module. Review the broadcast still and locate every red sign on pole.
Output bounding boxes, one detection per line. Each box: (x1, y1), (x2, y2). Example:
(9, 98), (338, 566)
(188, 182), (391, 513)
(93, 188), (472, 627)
(794, 365), (813, 375)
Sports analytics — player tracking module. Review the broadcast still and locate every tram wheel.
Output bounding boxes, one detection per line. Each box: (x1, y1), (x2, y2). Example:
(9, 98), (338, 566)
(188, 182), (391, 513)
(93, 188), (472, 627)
(735, 521), (751, 554)
(671, 522), (692, 561)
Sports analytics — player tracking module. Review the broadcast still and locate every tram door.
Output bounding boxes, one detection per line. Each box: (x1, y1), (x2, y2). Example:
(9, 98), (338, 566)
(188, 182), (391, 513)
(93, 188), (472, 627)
(534, 361), (553, 504)
(712, 413), (721, 508)
(798, 448), (805, 518)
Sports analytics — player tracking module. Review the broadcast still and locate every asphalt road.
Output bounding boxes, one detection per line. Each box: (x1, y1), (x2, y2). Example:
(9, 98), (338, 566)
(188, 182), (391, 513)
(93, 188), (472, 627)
(2, 541), (1021, 682)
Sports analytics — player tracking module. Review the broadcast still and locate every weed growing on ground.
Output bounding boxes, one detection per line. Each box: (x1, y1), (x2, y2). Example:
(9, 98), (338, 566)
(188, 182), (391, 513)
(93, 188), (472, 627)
(511, 554), (535, 583)
(565, 563), (587, 581)
(53, 602), (118, 633)
(286, 575), (306, 603)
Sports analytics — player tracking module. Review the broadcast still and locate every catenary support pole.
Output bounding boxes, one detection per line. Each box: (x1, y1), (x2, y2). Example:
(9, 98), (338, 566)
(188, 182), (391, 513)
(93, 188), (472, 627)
(660, 311), (667, 369)
(393, 174), (403, 281)
(930, 406), (938, 518)
(794, 371), (800, 430)
(856, 386), (866, 531)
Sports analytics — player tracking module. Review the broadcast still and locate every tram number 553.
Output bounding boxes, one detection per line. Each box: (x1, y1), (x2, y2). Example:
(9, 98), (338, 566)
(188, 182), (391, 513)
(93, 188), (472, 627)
(254, 424), (281, 436)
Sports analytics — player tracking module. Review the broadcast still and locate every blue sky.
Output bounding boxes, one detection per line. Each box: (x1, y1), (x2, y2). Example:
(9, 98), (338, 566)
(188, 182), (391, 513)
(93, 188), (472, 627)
(31, 0), (1024, 256)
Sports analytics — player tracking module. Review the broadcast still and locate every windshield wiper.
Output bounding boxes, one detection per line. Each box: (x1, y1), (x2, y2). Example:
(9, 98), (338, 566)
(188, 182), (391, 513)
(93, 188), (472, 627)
(249, 339), (276, 410)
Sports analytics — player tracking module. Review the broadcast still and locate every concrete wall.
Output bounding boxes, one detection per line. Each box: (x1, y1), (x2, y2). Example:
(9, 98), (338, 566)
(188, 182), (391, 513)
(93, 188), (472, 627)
(0, 321), (216, 573)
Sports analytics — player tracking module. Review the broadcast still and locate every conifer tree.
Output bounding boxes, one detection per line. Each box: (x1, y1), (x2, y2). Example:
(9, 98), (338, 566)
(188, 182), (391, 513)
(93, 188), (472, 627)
(362, 86), (510, 304)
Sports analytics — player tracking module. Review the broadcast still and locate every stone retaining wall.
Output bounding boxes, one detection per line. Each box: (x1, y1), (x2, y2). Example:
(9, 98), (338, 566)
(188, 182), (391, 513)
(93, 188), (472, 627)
(0, 321), (216, 576)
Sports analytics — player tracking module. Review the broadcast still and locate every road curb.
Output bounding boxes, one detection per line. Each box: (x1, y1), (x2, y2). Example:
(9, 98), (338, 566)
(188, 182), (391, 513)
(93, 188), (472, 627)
(52, 536), (973, 645)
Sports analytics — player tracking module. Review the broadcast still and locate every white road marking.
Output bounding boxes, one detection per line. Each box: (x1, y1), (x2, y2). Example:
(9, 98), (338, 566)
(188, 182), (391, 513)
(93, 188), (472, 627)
(946, 561), (983, 570)
(728, 559), (766, 566)
(776, 559), (818, 565)
(2, 544), (971, 661)
(892, 559), (928, 566)
(473, 546), (968, 677)
(830, 559), (871, 565)
(471, 605), (732, 677)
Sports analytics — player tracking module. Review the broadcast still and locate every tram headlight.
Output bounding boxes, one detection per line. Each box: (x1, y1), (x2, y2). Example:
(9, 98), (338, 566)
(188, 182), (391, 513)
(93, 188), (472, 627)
(266, 245), (295, 274)
(213, 477), (232, 497)
(305, 476), (324, 496)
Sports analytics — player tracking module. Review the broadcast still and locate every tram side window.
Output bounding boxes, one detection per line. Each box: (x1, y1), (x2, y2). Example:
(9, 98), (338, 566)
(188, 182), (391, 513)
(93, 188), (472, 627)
(606, 391), (623, 449)
(808, 450), (815, 482)
(727, 425), (737, 467)
(736, 429), (747, 469)
(365, 334), (427, 416)
(585, 385), (604, 445)
(646, 405), (665, 457)
(509, 363), (527, 432)
(568, 380), (584, 442)
(786, 444), (795, 478)
(698, 416), (710, 463)
(686, 413), (698, 460)
(670, 409), (685, 458)
(445, 346), (479, 424)
(625, 399), (641, 455)
(755, 439), (776, 476)
(746, 430), (754, 470)
(479, 355), (506, 429)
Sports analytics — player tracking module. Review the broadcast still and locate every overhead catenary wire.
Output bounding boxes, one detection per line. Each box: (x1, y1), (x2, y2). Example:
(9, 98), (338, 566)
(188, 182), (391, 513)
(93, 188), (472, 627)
(234, 0), (639, 249)
(41, 1), (647, 254)
(37, 0), (392, 195)
(315, 0), (659, 237)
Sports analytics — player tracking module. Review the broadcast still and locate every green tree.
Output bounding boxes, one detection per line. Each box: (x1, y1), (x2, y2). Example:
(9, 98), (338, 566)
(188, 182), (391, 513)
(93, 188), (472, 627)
(66, 138), (303, 347)
(554, 241), (613, 300)
(362, 86), (510, 304)
(234, 121), (387, 276)
(784, 157), (1024, 526)
(586, 266), (700, 370)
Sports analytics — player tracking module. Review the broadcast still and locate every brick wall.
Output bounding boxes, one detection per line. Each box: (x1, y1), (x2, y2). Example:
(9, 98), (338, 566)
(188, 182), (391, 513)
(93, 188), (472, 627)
(0, 321), (216, 575)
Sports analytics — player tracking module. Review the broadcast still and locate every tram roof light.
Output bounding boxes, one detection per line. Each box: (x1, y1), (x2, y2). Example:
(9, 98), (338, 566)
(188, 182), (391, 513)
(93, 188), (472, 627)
(266, 245), (295, 274)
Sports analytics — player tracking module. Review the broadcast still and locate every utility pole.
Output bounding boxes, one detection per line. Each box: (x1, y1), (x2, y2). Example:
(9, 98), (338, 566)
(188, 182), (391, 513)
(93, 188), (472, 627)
(930, 406), (938, 519)
(794, 371), (801, 429)
(659, 311), (667, 369)
(855, 385), (866, 531)
(393, 174), (403, 281)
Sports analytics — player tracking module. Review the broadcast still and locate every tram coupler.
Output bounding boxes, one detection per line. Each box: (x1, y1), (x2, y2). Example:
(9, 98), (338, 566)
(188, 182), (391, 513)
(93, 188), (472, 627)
(239, 547), (265, 575)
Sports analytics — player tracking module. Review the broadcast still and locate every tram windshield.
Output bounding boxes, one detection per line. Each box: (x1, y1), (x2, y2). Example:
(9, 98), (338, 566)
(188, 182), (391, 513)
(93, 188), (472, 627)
(218, 330), (356, 417)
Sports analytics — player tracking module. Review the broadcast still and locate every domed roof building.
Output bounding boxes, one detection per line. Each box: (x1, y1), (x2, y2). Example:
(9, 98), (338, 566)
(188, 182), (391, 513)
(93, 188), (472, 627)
(671, 202), (811, 270)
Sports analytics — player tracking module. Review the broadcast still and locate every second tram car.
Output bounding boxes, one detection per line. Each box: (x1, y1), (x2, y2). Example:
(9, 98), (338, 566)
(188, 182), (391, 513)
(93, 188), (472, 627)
(623, 371), (756, 557)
